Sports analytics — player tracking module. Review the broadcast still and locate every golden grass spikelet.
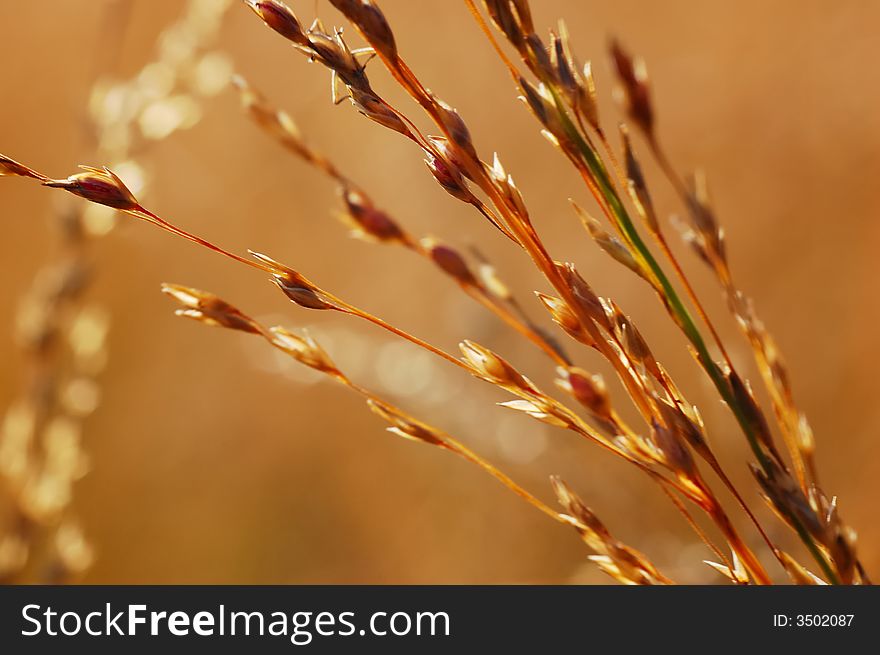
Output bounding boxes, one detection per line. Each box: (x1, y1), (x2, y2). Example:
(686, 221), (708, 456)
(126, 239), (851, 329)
(459, 340), (534, 393)
(367, 399), (447, 447)
(536, 293), (590, 344)
(551, 476), (670, 585)
(268, 327), (337, 374)
(160, 284), (262, 334)
(497, 399), (569, 429)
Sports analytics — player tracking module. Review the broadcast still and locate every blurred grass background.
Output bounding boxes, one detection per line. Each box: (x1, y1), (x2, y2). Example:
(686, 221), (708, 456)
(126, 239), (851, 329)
(1, 0), (878, 583)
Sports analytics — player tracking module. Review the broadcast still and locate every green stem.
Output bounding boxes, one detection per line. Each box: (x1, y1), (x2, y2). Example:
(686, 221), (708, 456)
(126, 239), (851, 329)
(549, 88), (840, 584)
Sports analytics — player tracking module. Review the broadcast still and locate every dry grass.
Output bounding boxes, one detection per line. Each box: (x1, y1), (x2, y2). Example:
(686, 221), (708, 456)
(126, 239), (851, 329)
(0, 0), (870, 585)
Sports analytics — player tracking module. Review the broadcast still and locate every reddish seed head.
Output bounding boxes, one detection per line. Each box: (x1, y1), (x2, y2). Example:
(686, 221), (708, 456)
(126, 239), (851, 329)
(246, 0), (308, 46)
(651, 420), (696, 478)
(565, 368), (610, 417)
(435, 99), (478, 161)
(609, 38), (654, 136)
(348, 88), (412, 138)
(329, 0), (397, 61)
(274, 277), (335, 310)
(340, 187), (404, 242)
(43, 166), (139, 211)
(422, 239), (476, 286)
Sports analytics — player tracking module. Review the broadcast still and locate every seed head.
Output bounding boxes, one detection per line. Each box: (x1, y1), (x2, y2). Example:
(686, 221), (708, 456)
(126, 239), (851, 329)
(348, 88), (412, 138)
(161, 284), (261, 334)
(482, 0), (533, 52)
(421, 238), (477, 287)
(488, 153), (529, 219)
(245, 0), (308, 46)
(498, 399), (569, 428)
(233, 75), (310, 159)
(424, 151), (473, 203)
(558, 367), (611, 418)
(609, 38), (654, 137)
(752, 459), (824, 541)
(579, 61), (600, 131)
(43, 166), (140, 211)
(518, 77), (563, 137)
(339, 186), (405, 243)
(536, 293), (589, 344)
(253, 256), (335, 311)
(249, 250), (301, 277)
(686, 170), (726, 264)
(304, 24), (371, 92)
(426, 136), (473, 181)
(329, 0), (397, 61)
(656, 400), (709, 456)
(555, 261), (612, 332)
(367, 399), (446, 446)
(550, 24), (598, 131)
(524, 34), (554, 80)
(620, 124), (658, 233)
(269, 326), (337, 373)
(551, 476), (606, 539)
(570, 200), (649, 282)
(551, 31), (575, 91)
(472, 252), (511, 301)
(727, 370), (778, 461)
(273, 277), (335, 310)
(650, 419), (696, 479)
(551, 476), (668, 584)
(618, 316), (654, 369)
(460, 340), (533, 392)
(435, 98), (478, 162)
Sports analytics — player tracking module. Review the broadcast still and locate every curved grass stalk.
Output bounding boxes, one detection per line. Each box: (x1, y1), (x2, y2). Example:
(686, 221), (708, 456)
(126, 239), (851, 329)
(460, 0), (837, 584)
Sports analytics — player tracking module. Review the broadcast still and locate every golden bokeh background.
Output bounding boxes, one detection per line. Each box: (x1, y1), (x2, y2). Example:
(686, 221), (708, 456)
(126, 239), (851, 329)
(1, 0), (878, 583)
